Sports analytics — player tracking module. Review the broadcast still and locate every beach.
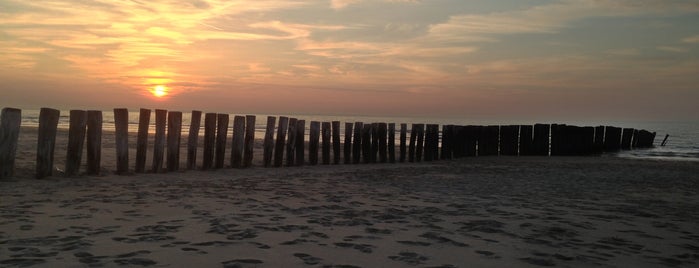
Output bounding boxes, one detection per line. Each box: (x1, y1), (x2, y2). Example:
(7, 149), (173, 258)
(1, 128), (698, 267)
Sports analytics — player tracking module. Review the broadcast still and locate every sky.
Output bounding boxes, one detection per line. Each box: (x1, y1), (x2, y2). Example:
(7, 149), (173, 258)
(1, 0), (698, 122)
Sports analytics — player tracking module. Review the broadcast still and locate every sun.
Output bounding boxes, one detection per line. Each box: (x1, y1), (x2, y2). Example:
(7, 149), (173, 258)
(150, 85), (168, 98)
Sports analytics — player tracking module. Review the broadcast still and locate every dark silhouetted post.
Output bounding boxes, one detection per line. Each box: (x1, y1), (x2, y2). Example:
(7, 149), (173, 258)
(215, 113), (229, 169)
(187, 110), (202, 170)
(152, 109), (167, 173)
(231, 115), (245, 168)
(309, 121), (320, 165)
(399, 123), (407, 162)
(465, 126), (478, 156)
(135, 108), (151, 173)
(344, 122), (353, 164)
(388, 123), (395, 163)
(322, 122), (331, 165)
(362, 124), (372, 164)
(332, 121), (341, 164)
(440, 125), (451, 160)
(582, 126), (595, 155)
(604, 126), (622, 152)
(533, 124), (550, 156)
(202, 113), (217, 170)
(37, 108), (60, 178)
(416, 124), (425, 162)
(295, 119), (305, 166)
(409, 124), (417, 162)
(352, 122), (363, 164)
(378, 123), (387, 163)
(286, 118), (297, 166)
(519, 125), (533, 156)
(593, 126), (604, 154)
(244, 115), (256, 168)
(263, 116), (276, 167)
(113, 108), (129, 175)
(621, 128), (634, 150)
(86, 111), (102, 175)
(274, 116), (289, 167)
(424, 124), (436, 161)
(370, 123), (379, 163)
(500, 125), (519, 156)
(0, 108), (21, 179)
(167, 111), (182, 171)
(65, 110), (87, 177)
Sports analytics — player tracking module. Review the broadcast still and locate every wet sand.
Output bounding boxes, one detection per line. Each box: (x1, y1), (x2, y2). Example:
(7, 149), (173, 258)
(1, 127), (698, 267)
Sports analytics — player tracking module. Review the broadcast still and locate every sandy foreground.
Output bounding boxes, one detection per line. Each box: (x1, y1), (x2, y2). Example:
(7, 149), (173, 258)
(1, 127), (698, 267)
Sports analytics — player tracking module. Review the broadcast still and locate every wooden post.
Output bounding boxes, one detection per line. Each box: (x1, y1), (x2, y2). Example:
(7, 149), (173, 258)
(352, 122), (363, 164)
(362, 124), (372, 164)
(113, 108), (129, 175)
(167, 111), (182, 172)
(621, 128), (634, 150)
(0, 108), (22, 179)
(500, 125), (519, 156)
(344, 122), (353, 164)
(388, 123), (395, 163)
(408, 123), (417, 162)
(428, 124), (440, 161)
(661, 134), (669, 146)
(286, 118), (297, 166)
(371, 123), (379, 163)
(465, 126), (478, 157)
(533, 124), (550, 156)
(550, 124), (563, 156)
(322, 122), (331, 165)
(632, 129), (639, 149)
(231, 115), (245, 168)
(274, 116), (289, 167)
(440, 125), (451, 160)
(416, 124), (425, 162)
(65, 110), (87, 177)
(36, 108), (60, 178)
(187, 110), (202, 170)
(453, 126), (465, 158)
(479, 125), (499, 156)
(86, 111), (102, 175)
(135, 108), (151, 173)
(215, 113), (229, 169)
(378, 123), (387, 163)
(604, 126), (622, 152)
(582, 126), (595, 155)
(263, 116), (276, 167)
(332, 121), (341, 164)
(519, 125), (533, 156)
(295, 119), (305, 166)
(309, 121), (320, 165)
(424, 124), (435, 162)
(152, 109), (167, 173)
(243, 115), (256, 168)
(399, 123), (407, 162)
(593, 126), (605, 154)
(202, 113), (217, 170)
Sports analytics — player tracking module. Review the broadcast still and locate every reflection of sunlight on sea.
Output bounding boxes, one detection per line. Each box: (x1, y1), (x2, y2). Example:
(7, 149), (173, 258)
(17, 110), (699, 162)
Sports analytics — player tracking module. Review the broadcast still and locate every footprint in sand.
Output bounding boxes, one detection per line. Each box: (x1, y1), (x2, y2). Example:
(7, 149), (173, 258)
(293, 253), (322, 265)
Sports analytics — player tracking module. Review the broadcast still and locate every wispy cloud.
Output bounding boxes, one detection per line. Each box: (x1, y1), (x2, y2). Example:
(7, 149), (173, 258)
(682, 35), (699, 43)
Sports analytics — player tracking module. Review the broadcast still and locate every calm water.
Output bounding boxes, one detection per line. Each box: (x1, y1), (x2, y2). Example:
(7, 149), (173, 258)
(17, 109), (699, 162)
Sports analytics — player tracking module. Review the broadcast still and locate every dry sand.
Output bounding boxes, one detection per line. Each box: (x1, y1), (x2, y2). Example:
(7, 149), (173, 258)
(1, 127), (698, 267)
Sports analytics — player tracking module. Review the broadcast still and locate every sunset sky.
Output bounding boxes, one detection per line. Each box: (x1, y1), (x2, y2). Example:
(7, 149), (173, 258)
(1, 0), (698, 121)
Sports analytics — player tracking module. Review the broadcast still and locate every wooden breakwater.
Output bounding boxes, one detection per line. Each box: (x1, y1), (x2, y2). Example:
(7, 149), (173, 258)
(0, 107), (657, 179)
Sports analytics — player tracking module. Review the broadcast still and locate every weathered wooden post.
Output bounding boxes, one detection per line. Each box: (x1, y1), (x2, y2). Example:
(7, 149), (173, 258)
(86, 111), (102, 175)
(378, 123), (387, 163)
(604, 126), (622, 152)
(428, 124), (440, 161)
(582, 126), (595, 155)
(0, 108), (22, 179)
(550, 124), (563, 156)
(479, 125), (499, 156)
(215, 113), (229, 169)
(408, 124), (417, 162)
(362, 124), (372, 164)
(533, 124), (550, 156)
(113, 108), (129, 175)
(231, 115), (245, 168)
(274, 116), (289, 167)
(332, 121), (341, 164)
(263, 116), (276, 167)
(352, 122), (363, 164)
(388, 123), (395, 163)
(465, 126), (478, 156)
(309, 121), (320, 165)
(135, 108), (151, 173)
(593, 126), (605, 154)
(370, 123), (379, 163)
(424, 124), (436, 161)
(415, 124), (425, 162)
(399, 123), (407, 163)
(322, 122), (331, 165)
(286, 118), (297, 166)
(500, 125), (519, 156)
(621, 128), (634, 150)
(632, 129), (639, 148)
(187, 110), (202, 170)
(440, 125), (451, 160)
(519, 125), (533, 156)
(65, 110), (87, 177)
(295, 119), (305, 166)
(37, 108), (60, 178)
(243, 115), (256, 168)
(152, 109), (167, 173)
(202, 113), (217, 170)
(167, 111), (182, 171)
(453, 126), (465, 158)
(344, 122), (353, 164)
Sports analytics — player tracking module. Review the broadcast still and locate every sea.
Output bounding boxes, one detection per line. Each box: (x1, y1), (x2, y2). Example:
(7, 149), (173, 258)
(15, 109), (699, 162)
